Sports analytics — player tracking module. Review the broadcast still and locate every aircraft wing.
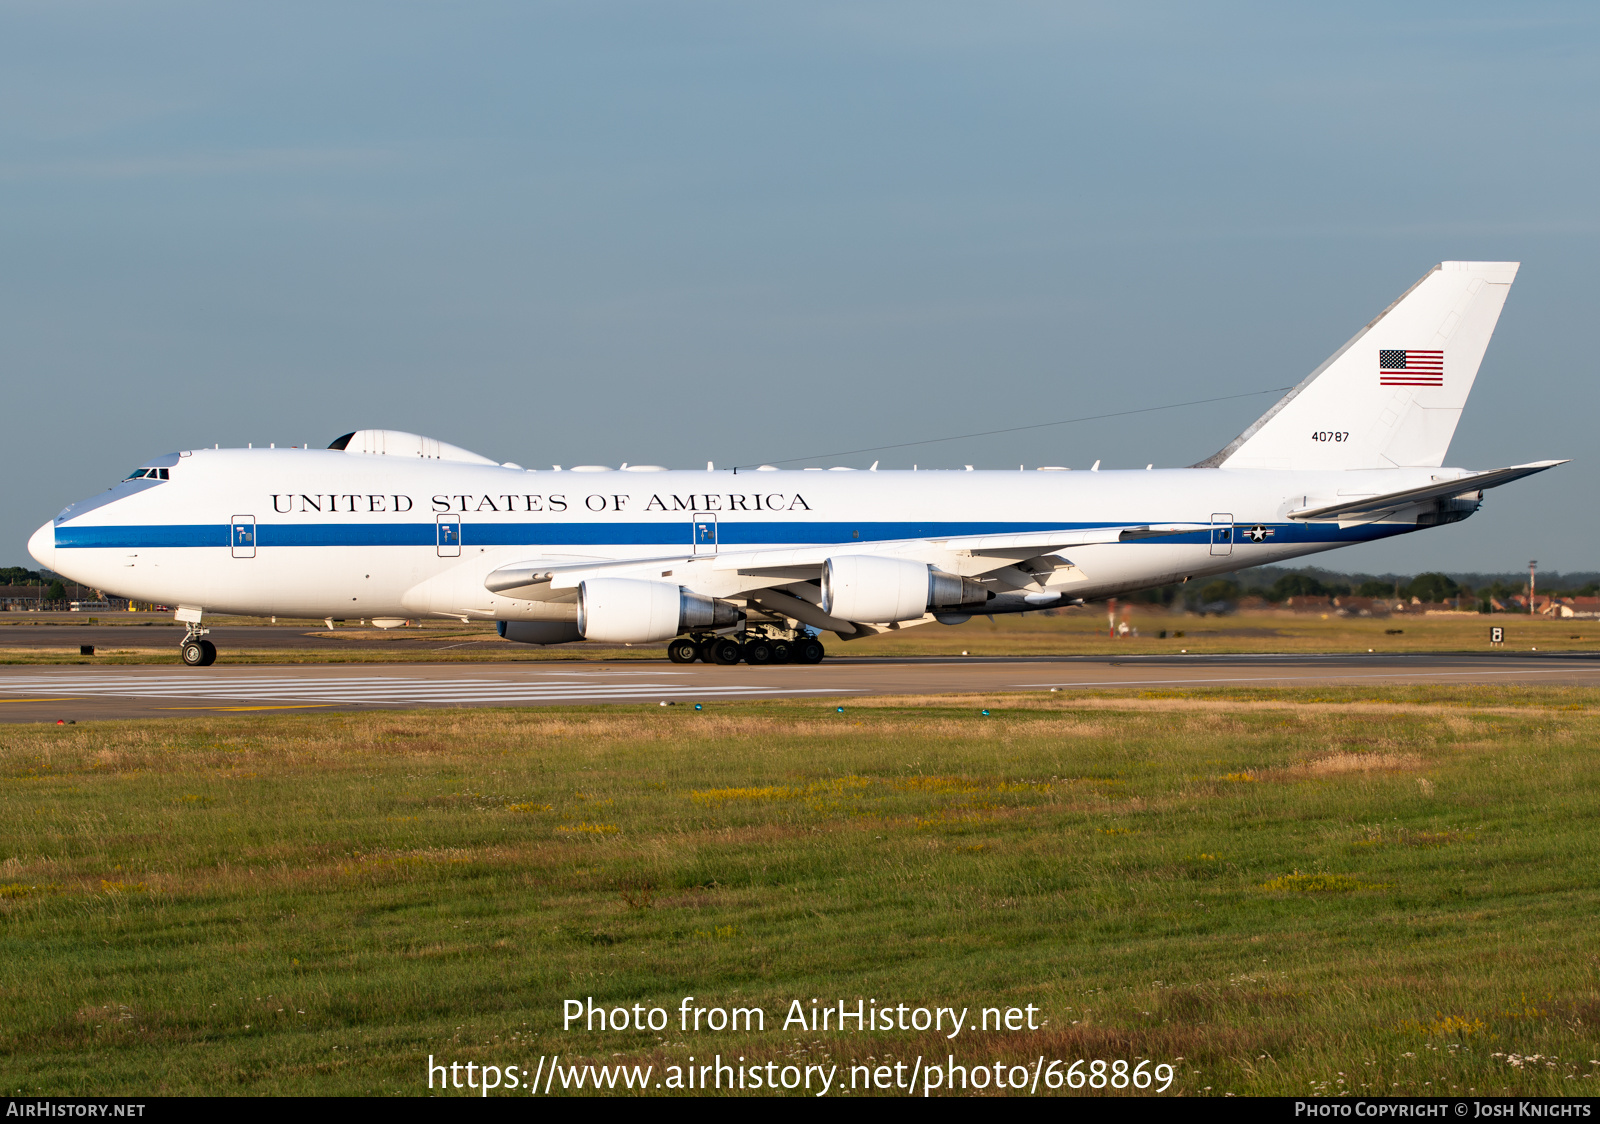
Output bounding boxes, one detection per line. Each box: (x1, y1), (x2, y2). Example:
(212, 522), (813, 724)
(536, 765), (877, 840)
(1287, 460), (1567, 520)
(482, 523), (1206, 600)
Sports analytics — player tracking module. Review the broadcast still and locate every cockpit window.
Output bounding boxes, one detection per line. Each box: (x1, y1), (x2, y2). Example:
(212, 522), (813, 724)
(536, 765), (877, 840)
(123, 468), (170, 481)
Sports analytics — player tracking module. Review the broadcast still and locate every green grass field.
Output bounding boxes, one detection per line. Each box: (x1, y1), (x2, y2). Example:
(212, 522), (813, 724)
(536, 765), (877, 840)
(3, 687), (1599, 1096)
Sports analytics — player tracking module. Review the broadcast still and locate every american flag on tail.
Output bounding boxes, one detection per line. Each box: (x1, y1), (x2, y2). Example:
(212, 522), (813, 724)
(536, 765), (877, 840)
(1379, 349), (1443, 386)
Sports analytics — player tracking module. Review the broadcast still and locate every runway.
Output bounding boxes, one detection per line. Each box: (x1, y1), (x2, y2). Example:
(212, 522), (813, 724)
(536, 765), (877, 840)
(2, 652), (1598, 722)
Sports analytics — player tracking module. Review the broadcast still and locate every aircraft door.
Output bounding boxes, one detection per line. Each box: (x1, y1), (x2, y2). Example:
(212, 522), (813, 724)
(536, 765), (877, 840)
(437, 515), (462, 558)
(1210, 513), (1234, 556)
(693, 515), (718, 554)
(231, 516), (256, 559)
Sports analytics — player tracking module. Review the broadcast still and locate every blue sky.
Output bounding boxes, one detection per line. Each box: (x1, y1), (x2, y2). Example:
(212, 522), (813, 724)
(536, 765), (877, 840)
(4, 2), (1595, 573)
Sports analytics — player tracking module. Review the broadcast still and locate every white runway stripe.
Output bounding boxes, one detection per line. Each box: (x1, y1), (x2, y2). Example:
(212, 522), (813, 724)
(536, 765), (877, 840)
(0, 674), (694, 688)
(1011, 667), (1583, 689)
(0, 673), (850, 706)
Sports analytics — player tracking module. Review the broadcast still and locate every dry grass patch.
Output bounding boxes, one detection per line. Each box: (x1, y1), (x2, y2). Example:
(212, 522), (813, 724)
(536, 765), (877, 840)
(1259, 872), (1387, 893)
(1293, 752), (1424, 776)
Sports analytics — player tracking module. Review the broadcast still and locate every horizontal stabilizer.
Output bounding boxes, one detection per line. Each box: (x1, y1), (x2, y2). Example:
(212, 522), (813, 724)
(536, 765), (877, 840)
(1288, 460), (1566, 520)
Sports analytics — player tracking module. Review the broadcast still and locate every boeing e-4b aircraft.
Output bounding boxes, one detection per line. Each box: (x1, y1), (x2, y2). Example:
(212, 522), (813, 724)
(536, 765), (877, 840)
(29, 261), (1563, 667)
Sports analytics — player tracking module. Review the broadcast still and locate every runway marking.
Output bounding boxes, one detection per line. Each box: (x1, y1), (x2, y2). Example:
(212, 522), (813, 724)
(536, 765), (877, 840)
(3, 660), (1589, 715)
(0, 672), (852, 707)
(156, 705), (336, 712)
(1014, 668), (1592, 688)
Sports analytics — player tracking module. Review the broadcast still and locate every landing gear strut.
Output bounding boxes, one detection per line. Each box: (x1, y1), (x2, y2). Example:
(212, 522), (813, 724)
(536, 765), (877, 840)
(180, 621), (217, 667)
(674, 626), (825, 665)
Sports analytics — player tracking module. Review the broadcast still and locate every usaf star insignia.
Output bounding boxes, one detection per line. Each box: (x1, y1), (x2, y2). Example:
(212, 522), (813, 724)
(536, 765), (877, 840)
(1248, 524), (1272, 542)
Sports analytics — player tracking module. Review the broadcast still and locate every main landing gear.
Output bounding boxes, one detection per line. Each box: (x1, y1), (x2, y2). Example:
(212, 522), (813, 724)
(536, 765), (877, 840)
(666, 627), (825, 666)
(180, 621), (217, 667)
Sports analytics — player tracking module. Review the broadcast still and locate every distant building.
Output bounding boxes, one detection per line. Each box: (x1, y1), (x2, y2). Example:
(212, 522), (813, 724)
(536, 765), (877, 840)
(1558, 596), (1600, 619)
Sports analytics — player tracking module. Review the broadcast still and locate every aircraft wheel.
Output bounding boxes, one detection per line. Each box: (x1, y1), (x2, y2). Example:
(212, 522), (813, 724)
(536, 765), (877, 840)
(198, 640), (218, 666)
(770, 640), (792, 664)
(667, 638), (699, 664)
(181, 640), (207, 667)
(709, 639), (744, 666)
(796, 639), (825, 664)
(745, 639), (774, 665)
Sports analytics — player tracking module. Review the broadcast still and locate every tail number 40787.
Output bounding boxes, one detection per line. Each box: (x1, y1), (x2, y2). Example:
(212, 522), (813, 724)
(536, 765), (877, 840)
(1311, 431), (1350, 442)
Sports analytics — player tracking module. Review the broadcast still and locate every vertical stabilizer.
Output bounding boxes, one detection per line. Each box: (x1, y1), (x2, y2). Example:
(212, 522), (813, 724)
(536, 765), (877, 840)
(1196, 261), (1518, 470)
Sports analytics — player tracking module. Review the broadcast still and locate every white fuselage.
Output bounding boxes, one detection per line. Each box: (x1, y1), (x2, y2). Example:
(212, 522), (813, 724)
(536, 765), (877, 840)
(30, 447), (1456, 621)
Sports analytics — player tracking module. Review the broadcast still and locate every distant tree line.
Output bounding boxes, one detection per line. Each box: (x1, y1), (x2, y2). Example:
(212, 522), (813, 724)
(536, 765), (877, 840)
(1, 568), (79, 603)
(1120, 566), (1599, 614)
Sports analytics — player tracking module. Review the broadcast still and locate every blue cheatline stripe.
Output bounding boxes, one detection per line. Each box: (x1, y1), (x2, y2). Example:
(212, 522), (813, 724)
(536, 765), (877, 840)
(261, 524), (433, 547)
(57, 524), (229, 549)
(52, 520), (1412, 550)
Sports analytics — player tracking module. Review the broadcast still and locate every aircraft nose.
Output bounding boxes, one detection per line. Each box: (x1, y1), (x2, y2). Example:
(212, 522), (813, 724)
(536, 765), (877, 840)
(28, 520), (55, 571)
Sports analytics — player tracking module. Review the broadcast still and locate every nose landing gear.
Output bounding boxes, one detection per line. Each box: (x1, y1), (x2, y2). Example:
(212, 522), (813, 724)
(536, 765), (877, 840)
(179, 620), (217, 666)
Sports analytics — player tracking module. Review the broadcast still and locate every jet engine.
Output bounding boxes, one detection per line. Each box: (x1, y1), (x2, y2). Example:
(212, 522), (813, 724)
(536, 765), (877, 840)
(820, 556), (991, 623)
(577, 578), (739, 643)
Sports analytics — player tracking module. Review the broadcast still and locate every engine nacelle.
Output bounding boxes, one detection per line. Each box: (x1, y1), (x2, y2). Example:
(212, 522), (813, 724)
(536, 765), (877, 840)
(821, 556), (991, 623)
(577, 578), (739, 643)
(497, 620), (584, 645)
